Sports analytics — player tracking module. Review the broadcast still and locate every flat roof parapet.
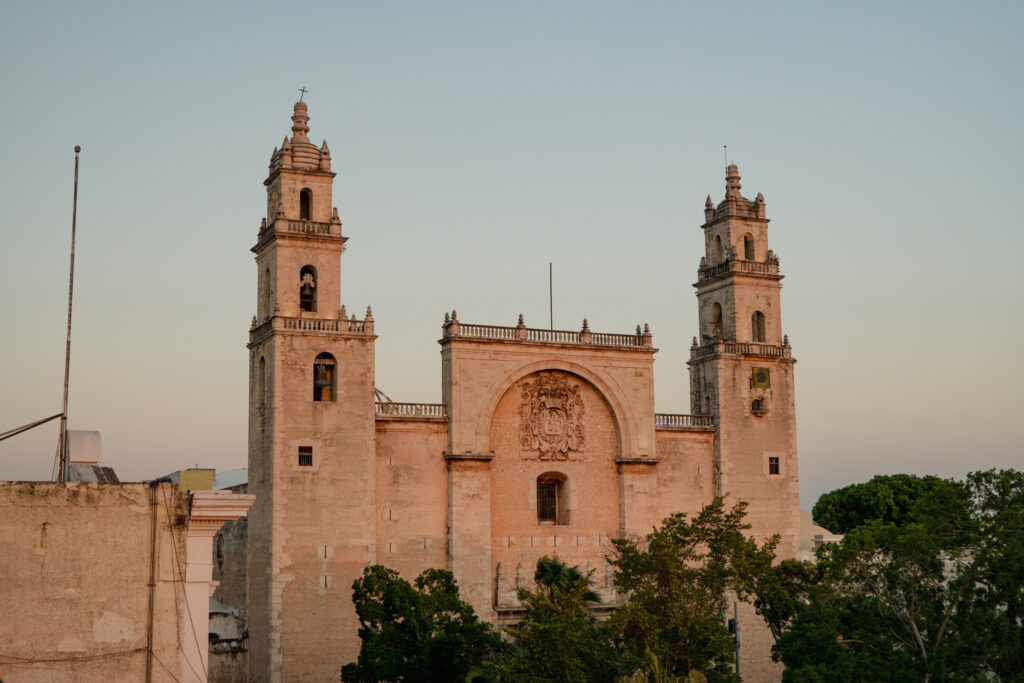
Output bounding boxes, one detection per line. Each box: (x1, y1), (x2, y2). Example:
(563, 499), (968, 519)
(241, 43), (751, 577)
(440, 313), (654, 351)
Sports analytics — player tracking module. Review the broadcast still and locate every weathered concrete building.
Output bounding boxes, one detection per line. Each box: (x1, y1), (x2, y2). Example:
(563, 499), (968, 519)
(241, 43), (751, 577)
(241, 101), (800, 682)
(0, 481), (253, 683)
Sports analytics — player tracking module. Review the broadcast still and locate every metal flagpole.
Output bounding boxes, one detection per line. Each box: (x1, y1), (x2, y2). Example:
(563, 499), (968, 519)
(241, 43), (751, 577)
(57, 145), (81, 483)
(549, 262), (553, 330)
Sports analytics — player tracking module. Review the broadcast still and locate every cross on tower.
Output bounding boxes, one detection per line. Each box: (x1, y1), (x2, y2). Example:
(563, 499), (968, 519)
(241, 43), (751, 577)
(298, 86), (309, 102)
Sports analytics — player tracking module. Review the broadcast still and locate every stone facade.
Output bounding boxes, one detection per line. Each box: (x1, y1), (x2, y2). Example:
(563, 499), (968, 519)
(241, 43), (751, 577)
(242, 102), (800, 682)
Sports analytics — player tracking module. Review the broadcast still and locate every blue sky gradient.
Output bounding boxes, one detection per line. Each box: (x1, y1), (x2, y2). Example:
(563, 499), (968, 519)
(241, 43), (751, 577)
(1, 1), (1021, 507)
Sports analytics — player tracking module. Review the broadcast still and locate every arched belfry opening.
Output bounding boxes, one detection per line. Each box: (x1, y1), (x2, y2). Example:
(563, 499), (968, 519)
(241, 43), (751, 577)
(299, 188), (312, 220)
(313, 352), (336, 402)
(299, 265), (317, 312)
(714, 235), (724, 264)
(752, 311), (766, 342)
(744, 233), (755, 260)
(710, 302), (723, 339)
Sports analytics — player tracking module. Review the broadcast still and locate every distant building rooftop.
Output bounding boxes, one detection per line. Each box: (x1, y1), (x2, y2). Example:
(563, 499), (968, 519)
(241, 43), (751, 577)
(215, 468), (247, 490)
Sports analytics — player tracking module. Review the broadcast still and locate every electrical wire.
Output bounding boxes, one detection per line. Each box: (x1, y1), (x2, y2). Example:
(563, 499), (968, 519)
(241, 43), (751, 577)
(151, 650), (184, 683)
(0, 648), (146, 663)
(160, 484), (209, 683)
(0, 413), (62, 442)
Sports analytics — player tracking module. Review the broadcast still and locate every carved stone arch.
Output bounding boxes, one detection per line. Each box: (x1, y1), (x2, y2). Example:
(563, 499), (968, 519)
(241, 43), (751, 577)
(474, 360), (636, 461)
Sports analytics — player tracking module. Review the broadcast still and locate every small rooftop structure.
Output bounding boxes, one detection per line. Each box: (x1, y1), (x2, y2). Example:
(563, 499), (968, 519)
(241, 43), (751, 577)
(160, 467), (215, 492)
(66, 430), (119, 483)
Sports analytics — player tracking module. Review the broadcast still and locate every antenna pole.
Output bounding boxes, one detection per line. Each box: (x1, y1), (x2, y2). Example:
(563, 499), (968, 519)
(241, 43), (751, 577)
(724, 145), (728, 168)
(549, 262), (553, 330)
(58, 145), (80, 483)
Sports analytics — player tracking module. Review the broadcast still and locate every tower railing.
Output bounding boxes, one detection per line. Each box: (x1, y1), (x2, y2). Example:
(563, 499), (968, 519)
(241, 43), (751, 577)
(698, 258), (779, 282)
(690, 341), (791, 360)
(280, 317), (368, 333)
(261, 218), (342, 239)
(375, 402), (447, 419)
(654, 413), (715, 429)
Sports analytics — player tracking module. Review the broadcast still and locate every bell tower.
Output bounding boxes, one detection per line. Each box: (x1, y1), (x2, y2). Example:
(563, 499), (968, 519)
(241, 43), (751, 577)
(247, 101), (378, 682)
(687, 164), (800, 555)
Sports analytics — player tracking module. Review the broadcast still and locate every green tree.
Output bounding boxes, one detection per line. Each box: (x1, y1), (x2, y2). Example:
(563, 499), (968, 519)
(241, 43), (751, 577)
(964, 469), (1024, 679)
(470, 556), (619, 683)
(341, 566), (502, 683)
(746, 558), (817, 644)
(778, 470), (1024, 683)
(607, 498), (777, 683)
(811, 473), (968, 535)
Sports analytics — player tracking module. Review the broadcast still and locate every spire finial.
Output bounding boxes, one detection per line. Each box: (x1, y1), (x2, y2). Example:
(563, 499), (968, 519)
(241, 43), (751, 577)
(726, 163), (742, 199)
(298, 86), (309, 102)
(291, 101), (310, 140)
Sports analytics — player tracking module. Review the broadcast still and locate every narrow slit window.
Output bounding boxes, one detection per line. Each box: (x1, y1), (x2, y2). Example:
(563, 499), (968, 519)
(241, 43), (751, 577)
(298, 446), (313, 467)
(257, 356), (266, 407)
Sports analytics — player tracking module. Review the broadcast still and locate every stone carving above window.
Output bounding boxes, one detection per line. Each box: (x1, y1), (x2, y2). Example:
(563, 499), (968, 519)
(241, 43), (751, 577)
(519, 372), (585, 460)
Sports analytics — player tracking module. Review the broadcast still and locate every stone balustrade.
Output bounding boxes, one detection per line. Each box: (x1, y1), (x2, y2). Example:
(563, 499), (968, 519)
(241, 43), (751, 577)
(375, 402), (447, 420)
(261, 218), (342, 239)
(443, 314), (652, 349)
(281, 316), (368, 333)
(654, 413), (715, 429)
(698, 258), (779, 282)
(690, 340), (792, 360)
(250, 312), (375, 342)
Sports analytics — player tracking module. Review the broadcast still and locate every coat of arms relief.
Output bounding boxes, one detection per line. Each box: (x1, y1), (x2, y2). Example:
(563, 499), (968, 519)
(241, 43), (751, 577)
(519, 372), (585, 460)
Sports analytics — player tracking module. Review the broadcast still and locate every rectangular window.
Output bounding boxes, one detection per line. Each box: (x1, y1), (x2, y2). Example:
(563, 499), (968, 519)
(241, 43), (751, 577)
(298, 446), (313, 467)
(769, 457), (780, 475)
(537, 482), (558, 523)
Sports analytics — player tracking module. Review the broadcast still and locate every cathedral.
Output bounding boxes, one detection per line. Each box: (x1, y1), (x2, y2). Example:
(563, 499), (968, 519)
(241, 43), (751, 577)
(237, 101), (800, 682)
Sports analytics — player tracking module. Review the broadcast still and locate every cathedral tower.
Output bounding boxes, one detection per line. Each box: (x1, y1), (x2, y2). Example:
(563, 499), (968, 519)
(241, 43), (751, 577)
(247, 102), (377, 682)
(688, 164), (800, 555)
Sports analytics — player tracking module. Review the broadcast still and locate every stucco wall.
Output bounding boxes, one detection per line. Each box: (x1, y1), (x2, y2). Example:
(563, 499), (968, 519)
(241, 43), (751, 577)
(374, 420), (449, 576)
(0, 482), (188, 683)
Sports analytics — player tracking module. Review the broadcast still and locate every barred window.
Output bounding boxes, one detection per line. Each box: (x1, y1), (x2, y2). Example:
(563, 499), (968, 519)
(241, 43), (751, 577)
(537, 482), (558, 522)
(298, 446), (313, 467)
(769, 457), (780, 475)
(537, 473), (569, 525)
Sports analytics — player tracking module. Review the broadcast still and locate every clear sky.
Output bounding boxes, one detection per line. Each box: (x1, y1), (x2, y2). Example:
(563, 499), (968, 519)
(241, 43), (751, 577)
(1, 1), (1021, 509)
